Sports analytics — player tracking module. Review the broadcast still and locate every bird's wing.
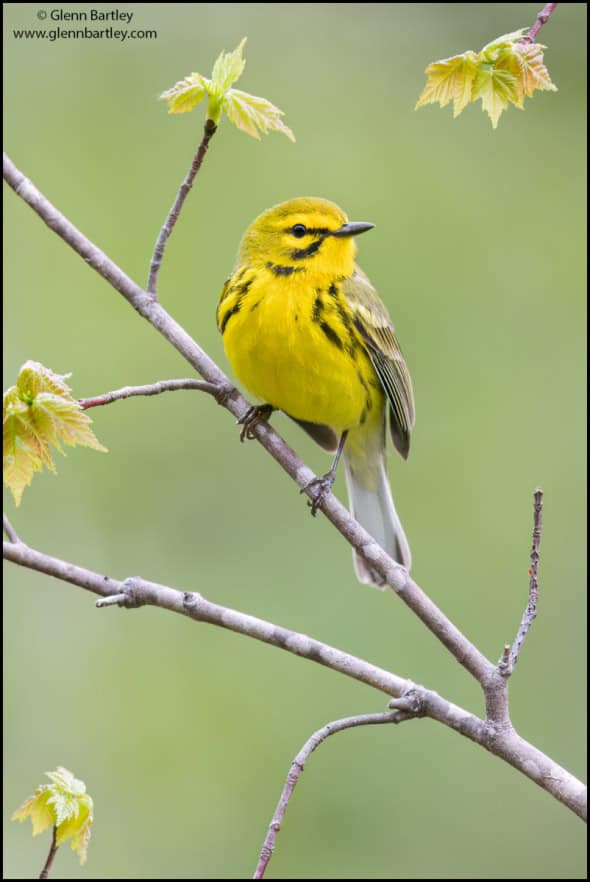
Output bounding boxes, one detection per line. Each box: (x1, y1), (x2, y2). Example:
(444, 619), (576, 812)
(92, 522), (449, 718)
(342, 267), (415, 459)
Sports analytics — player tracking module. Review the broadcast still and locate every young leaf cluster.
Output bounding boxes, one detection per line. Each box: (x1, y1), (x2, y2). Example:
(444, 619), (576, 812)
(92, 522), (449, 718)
(12, 767), (94, 865)
(3, 361), (107, 506)
(160, 37), (295, 141)
(416, 30), (557, 128)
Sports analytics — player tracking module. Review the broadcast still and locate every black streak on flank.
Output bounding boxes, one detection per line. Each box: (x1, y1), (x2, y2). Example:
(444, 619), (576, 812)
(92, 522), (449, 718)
(220, 302), (241, 334)
(267, 262), (302, 277)
(312, 292), (323, 323)
(324, 287), (358, 357)
(290, 236), (326, 260)
(220, 279), (252, 334)
(320, 321), (343, 350)
(336, 304), (358, 358)
(336, 302), (353, 330)
(237, 278), (253, 296)
(250, 300), (262, 312)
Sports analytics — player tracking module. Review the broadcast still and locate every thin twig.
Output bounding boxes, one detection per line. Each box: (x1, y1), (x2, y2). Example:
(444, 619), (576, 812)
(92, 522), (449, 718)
(500, 489), (543, 675)
(253, 711), (414, 879)
(521, 2), (558, 44)
(3, 513), (21, 544)
(78, 378), (227, 410)
(2, 537), (586, 821)
(147, 119), (217, 296)
(39, 826), (58, 879)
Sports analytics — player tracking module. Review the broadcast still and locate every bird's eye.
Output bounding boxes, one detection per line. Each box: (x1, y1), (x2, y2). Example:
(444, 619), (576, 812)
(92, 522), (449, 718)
(291, 224), (307, 238)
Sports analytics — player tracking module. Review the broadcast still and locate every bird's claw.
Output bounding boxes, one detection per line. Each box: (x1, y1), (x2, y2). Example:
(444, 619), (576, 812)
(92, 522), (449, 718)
(301, 473), (336, 517)
(237, 404), (274, 442)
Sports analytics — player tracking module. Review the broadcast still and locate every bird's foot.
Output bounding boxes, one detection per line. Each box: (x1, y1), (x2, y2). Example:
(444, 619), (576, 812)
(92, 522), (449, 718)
(300, 471), (337, 517)
(237, 404), (275, 442)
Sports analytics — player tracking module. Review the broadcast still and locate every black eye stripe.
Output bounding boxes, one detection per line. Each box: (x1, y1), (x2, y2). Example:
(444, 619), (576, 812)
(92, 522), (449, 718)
(287, 225), (333, 239)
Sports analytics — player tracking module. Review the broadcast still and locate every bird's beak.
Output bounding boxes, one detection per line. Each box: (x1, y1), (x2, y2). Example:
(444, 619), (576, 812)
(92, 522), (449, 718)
(332, 221), (375, 238)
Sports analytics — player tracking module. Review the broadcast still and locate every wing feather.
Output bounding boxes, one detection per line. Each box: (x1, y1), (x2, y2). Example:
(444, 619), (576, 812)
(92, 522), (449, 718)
(342, 268), (415, 459)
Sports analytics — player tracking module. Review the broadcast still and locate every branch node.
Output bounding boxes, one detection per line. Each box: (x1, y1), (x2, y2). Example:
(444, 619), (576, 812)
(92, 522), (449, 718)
(388, 687), (424, 716)
(183, 590), (202, 611)
(96, 577), (143, 609)
(213, 382), (237, 407)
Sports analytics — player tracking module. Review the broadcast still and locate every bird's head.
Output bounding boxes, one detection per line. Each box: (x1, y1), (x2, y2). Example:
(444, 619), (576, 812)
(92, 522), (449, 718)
(238, 197), (374, 280)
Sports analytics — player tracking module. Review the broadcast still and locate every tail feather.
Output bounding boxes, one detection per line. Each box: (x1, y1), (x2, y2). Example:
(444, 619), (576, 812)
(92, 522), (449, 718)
(343, 446), (411, 588)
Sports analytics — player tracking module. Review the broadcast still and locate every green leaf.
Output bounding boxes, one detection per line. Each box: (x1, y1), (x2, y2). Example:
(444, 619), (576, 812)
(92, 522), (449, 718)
(415, 51), (479, 118)
(16, 360), (72, 400)
(32, 393), (107, 452)
(479, 29), (528, 62)
(160, 73), (209, 114)
(223, 88), (295, 141)
(3, 392), (47, 506)
(12, 767), (94, 866)
(472, 65), (520, 128)
(11, 790), (54, 836)
(160, 38), (294, 140)
(57, 794), (93, 864)
(3, 362), (107, 506)
(416, 29), (557, 128)
(491, 47), (526, 109)
(211, 37), (247, 91)
(514, 41), (558, 98)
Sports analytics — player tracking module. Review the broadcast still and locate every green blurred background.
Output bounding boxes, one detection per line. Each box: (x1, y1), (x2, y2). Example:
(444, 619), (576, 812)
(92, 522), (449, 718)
(4, 3), (586, 878)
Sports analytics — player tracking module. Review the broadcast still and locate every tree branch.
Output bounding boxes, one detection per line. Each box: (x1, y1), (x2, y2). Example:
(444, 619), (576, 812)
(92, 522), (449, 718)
(522, 2), (558, 44)
(78, 378), (227, 410)
(3, 536), (586, 822)
(2, 539), (409, 697)
(253, 711), (415, 879)
(146, 119), (217, 296)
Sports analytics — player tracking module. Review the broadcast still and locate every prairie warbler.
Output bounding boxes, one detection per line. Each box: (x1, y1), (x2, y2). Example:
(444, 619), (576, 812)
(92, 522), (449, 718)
(217, 198), (415, 586)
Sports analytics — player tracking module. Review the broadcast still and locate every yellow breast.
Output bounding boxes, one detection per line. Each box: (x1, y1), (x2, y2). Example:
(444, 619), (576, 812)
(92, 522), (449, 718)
(218, 266), (383, 432)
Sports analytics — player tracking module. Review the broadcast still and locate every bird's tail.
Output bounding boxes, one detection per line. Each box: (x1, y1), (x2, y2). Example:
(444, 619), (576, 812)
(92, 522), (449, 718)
(343, 428), (411, 588)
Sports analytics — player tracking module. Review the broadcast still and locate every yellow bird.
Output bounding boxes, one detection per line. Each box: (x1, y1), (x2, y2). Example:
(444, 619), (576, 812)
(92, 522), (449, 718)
(217, 197), (415, 586)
